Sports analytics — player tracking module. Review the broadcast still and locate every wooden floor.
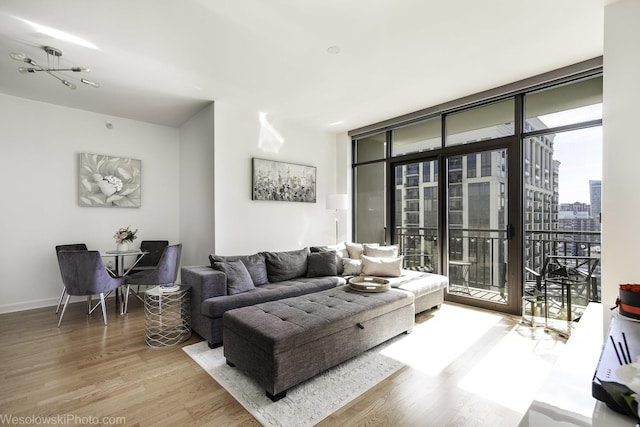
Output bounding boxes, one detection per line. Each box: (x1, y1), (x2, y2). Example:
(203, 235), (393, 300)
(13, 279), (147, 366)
(0, 298), (565, 427)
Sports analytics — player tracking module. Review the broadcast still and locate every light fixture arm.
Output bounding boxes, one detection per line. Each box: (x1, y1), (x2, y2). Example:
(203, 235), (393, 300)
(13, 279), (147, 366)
(20, 67), (89, 73)
(9, 46), (99, 89)
(45, 70), (77, 89)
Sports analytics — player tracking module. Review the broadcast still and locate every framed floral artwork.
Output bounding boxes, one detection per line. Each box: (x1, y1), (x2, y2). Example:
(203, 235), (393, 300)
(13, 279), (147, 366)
(252, 158), (316, 203)
(78, 153), (141, 207)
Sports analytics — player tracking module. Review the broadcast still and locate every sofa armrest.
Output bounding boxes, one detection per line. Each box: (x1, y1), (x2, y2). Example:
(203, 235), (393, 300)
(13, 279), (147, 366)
(181, 265), (227, 301)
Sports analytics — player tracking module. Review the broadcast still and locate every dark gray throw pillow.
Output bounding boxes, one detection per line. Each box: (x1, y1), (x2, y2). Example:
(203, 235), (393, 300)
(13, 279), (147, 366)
(310, 246), (344, 275)
(263, 248), (309, 282)
(212, 260), (255, 295)
(209, 253), (268, 285)
(307, 251), (337, 277)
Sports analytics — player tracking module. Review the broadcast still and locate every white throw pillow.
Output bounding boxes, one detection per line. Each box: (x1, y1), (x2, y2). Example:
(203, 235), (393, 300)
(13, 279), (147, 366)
(342, 258), (363, 275)
(327, 243), (349, 259)
(363, 244), (398, 258)
(345, 242), (379, 260)
(360, 255), (404, 277)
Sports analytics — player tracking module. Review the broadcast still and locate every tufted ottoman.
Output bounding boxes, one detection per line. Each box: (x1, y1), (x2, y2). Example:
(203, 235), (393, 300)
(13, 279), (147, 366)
(222, 285), (414, 401)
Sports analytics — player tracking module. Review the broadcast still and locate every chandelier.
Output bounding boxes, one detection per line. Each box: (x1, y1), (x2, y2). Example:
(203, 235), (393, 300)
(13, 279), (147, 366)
(9, 45), (99, 89)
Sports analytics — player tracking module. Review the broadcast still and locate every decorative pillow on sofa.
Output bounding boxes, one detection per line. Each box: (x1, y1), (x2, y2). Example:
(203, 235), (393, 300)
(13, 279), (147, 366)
(342, 258), (363, 276)
(310, 244), (347, 275)
(345, 242), (379, 260)
(363, 244), (398, 258)
(361, 254), (404, 277)
(209, 253), (269, 285)
(306, 252), (338, 277)
(263, 248), (309, 282)
(211, 260), (255, 295)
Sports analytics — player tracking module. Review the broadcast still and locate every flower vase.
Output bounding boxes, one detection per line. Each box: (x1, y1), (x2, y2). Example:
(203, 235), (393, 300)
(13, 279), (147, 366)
(117, 242), (130, 252)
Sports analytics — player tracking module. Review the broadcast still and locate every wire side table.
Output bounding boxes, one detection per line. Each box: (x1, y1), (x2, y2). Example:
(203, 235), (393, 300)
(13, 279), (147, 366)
(144, 284), (191, 348)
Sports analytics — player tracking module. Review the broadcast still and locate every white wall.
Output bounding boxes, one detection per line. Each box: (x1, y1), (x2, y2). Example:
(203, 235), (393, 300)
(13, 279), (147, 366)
(179, 103), (215, 266)
(213, 102), (340, 254)
(0, 94), (181, 313)
(0, 94), (343, 312)
(601, 0), (640, 330)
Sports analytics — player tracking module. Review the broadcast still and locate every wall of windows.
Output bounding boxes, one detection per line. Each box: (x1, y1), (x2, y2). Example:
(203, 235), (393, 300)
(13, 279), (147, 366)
(350, 61), (602, 314)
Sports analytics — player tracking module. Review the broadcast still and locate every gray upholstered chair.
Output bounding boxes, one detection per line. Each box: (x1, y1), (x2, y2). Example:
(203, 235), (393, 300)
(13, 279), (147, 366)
(57, 250), (124, 327)
(55, 243), (88, 314)
(128, 240), (169, 275)
(124, 243), (182, 313)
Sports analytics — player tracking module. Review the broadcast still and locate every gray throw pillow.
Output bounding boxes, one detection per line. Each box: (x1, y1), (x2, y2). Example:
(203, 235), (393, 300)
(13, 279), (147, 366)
(212, 260), (255, 295)
(307, 252), (338, 277)
(263, 248), (309, 282)
(310, 246), (344, 275)
(209, 253), (268, 285)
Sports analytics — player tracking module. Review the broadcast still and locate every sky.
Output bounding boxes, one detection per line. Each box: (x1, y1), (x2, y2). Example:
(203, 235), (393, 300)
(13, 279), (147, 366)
(538, 104), (602, 204)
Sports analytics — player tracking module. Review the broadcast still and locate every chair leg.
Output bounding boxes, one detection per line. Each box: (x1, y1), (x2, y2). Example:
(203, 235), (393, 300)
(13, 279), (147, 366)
(123, 285), (130, 314)
(87, 295), (92, 314)
(56, 287), (65, 314)
(57, 294), (71, 327)
(100, 293), (108, 325)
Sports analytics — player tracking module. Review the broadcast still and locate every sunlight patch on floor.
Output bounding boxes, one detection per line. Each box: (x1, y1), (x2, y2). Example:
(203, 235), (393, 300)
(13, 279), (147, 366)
(457, 322), (566, 413)
(380, 304), (504, 376)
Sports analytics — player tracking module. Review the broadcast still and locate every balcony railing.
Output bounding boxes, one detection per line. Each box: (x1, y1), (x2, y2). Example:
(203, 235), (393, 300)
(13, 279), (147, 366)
(396, 226), (439, 273)
(395, 227), (602, 306)
(524, 229), (601, 272)
(396, 226), (508, 298)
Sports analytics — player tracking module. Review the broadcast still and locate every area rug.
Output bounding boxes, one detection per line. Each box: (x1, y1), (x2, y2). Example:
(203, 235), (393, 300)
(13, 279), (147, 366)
(182, 337), (405, 427)
(182, 304), (564, 426)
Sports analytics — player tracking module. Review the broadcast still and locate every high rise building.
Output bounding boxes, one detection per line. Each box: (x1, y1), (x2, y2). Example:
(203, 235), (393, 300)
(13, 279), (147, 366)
(590, 180), (602, 222)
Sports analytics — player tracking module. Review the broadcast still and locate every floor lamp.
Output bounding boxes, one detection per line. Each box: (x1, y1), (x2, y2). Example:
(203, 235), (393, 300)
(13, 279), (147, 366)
(326, 194), (348, 244)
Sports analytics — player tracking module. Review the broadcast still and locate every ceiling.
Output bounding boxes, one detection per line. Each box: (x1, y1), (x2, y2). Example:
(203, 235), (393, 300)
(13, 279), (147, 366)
(0, 0), (611, 133)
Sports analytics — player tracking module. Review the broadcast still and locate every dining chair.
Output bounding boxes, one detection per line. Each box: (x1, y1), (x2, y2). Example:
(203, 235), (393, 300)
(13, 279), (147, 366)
(57, 250), (124, 327)
(123, 243), (182, 313)
(55, 243), (88, 314)
(128, 240), (169, 275)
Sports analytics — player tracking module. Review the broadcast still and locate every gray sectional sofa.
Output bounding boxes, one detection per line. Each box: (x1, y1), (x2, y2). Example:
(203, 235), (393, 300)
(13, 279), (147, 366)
(183, 248), (346, 348)
(182, 244), (448, 348)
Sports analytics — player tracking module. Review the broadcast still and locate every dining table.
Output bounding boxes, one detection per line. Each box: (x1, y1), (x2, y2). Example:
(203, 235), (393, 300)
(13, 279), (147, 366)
(101, 249), (148, 314)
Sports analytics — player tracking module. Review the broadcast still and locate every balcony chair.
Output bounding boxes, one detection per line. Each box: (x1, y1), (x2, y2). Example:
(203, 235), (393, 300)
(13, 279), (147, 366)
(522, 267), (544, 326)
(55, 243), (88, 314)
(123, 243), (182, 313)
(57, 250), (124, 327)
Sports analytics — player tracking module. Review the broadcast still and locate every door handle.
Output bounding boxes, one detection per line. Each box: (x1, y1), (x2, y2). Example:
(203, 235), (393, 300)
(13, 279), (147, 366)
(506, 224), (515, 240)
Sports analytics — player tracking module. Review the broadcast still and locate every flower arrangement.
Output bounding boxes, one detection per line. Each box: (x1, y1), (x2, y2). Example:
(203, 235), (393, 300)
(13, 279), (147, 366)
(113, 226), (138, 244)
(614, 358), (640, 420)
(599, 356), (640, 422)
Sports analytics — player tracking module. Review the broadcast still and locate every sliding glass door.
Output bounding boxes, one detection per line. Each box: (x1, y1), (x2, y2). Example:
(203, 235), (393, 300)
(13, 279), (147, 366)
(394, 159), (440, 274)
(447, 149), (509, 305)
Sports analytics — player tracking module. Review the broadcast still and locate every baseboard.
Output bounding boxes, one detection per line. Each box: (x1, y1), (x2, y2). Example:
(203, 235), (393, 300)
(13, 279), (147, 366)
(0, 294), (118, 314)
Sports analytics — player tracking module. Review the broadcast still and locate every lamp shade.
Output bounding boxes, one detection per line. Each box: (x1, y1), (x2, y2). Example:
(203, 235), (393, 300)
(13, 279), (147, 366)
(326, 194), (348, 210)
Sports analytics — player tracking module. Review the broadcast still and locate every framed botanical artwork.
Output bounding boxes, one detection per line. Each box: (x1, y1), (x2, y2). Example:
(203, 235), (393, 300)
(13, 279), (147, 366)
(78, 153), (141, 207)
(252, 158), (316, 203)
